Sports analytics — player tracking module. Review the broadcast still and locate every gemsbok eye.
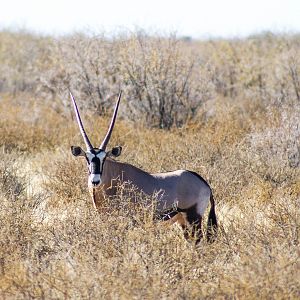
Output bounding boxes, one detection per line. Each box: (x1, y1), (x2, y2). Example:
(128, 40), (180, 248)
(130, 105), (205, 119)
(70, 90), (217, 244)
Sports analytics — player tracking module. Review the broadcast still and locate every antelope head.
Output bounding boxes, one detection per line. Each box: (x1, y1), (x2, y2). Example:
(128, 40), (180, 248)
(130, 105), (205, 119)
(70, 91), (122, 187)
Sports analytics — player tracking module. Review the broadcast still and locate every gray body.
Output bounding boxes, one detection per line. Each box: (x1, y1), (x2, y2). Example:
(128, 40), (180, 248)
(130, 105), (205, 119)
(100, 158), (211, 217)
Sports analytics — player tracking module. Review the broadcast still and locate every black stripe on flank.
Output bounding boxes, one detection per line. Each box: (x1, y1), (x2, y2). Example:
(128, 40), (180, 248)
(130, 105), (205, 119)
(156, 207), (179, 221)
(159, 210), (179, 221)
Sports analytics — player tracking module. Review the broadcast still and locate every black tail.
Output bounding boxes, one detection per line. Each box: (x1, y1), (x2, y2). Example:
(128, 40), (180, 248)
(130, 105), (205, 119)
(207, 194), (217, 242)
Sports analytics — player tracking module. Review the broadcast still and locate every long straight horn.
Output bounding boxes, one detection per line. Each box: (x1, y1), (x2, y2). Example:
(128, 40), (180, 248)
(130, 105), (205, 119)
(99, 91), (122, 151)
(70, 91), (93, 151)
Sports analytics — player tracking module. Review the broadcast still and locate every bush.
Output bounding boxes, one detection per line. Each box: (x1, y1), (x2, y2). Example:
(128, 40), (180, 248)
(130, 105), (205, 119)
(2, 31), (300, 128)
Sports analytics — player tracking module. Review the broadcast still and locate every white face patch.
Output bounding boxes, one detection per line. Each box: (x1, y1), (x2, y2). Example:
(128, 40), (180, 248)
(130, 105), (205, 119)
(88, 174), (101, 186)
(86, 152), (94, 162)
(86, 151), (106, 163)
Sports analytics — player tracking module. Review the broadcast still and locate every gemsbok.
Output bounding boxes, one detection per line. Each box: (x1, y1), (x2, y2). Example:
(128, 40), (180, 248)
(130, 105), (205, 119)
(70, 91), (217, 243)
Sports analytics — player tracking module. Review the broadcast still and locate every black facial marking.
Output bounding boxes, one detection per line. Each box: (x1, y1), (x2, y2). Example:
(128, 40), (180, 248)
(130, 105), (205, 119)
(90, 157), (101, 174)
(90, 149), (97, 155)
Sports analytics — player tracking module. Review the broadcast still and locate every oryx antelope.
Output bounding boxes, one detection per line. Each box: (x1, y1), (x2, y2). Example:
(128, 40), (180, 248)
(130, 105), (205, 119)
(70, 91), (217, 243)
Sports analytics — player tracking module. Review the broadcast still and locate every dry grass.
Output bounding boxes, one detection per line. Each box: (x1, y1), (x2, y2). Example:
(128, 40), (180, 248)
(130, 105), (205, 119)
(0, 31), (299, 299)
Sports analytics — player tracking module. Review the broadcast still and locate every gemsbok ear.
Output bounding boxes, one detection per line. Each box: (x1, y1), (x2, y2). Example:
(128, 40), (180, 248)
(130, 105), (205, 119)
(107, 146), (122, 157)
(71, 146), (86, 157)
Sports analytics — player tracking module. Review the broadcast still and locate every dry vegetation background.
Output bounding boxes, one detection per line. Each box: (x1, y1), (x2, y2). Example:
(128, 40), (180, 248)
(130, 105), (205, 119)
(0, 29), (299, 299)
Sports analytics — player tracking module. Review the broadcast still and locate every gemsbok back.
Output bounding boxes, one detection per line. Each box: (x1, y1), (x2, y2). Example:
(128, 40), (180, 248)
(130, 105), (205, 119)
(70, 91), (217, 243)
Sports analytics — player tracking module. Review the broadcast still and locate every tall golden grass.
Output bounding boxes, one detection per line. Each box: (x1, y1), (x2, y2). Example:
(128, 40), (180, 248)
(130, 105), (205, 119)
(0, 30), (299, 299)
